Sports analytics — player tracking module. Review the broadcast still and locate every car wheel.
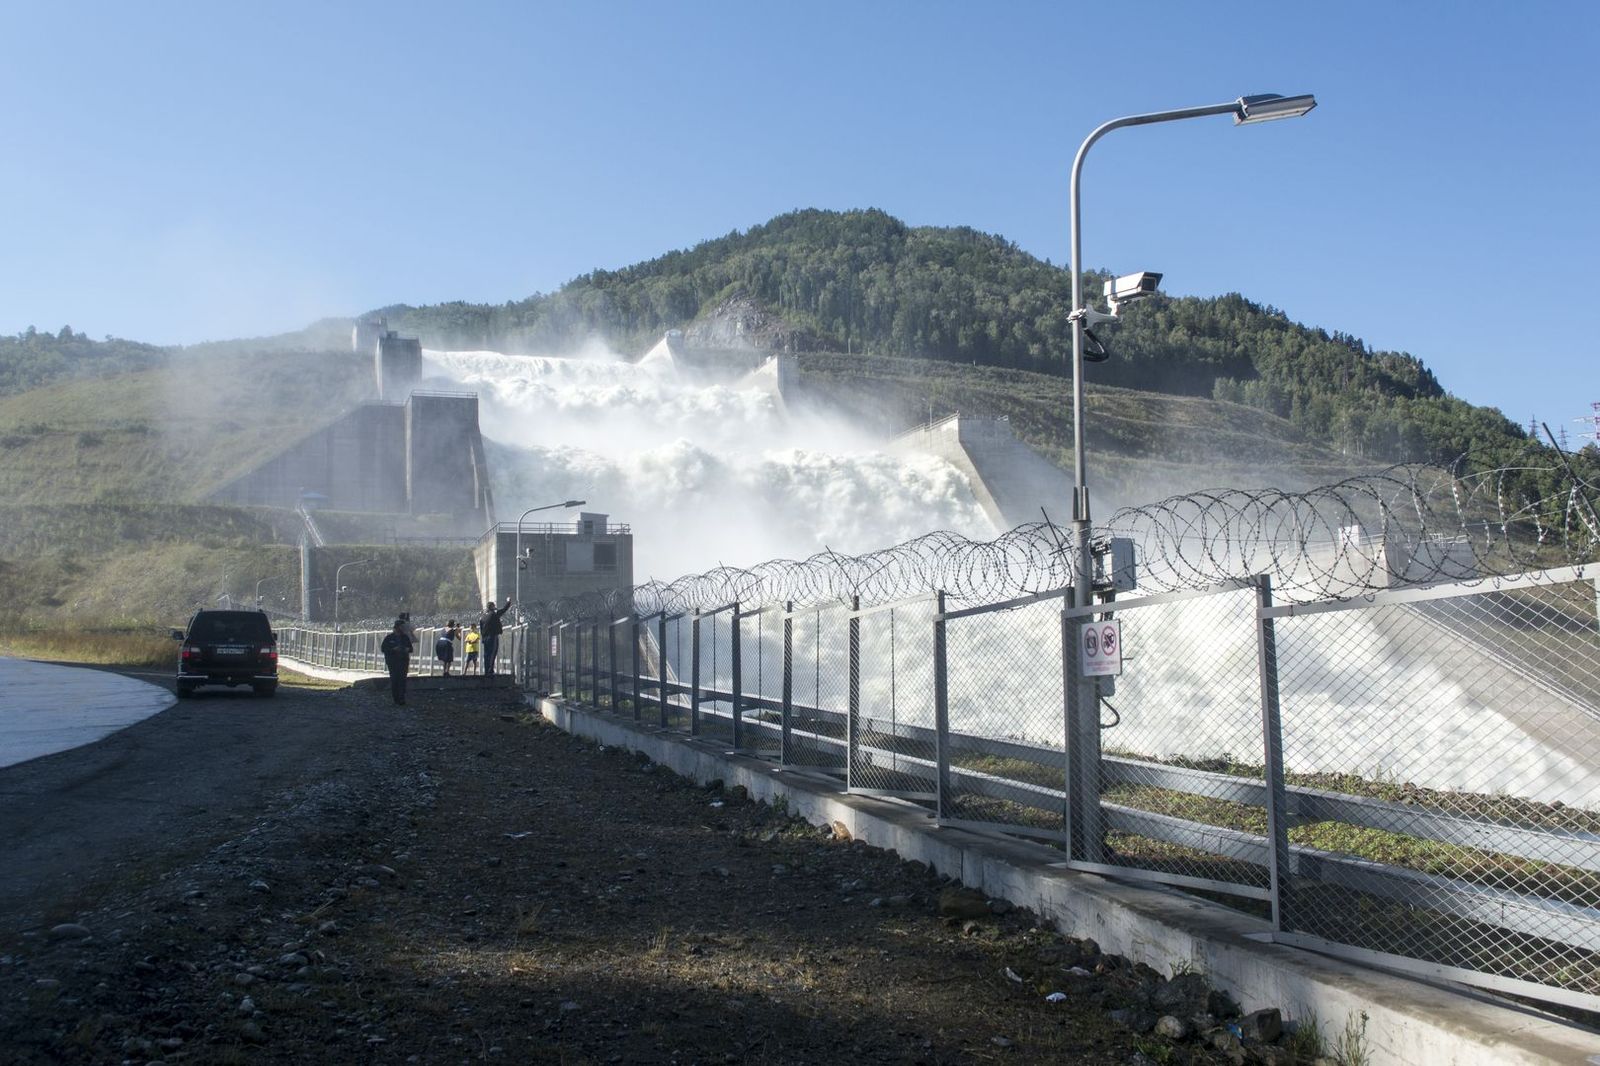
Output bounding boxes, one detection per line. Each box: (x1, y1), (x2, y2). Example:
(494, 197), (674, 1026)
(176, 681), (196, 699)
(254, 683), (278, 697)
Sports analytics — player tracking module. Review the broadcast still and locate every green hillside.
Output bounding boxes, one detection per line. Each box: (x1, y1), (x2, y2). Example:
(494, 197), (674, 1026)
(0, 326), (168, 396)
(793, 351), (1368, 506)
(383, 208), (1545, 471)
(0, 347), (371, 505)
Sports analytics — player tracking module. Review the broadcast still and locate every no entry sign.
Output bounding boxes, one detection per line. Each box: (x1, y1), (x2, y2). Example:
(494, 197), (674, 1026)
(1079, 619), (1123, 677)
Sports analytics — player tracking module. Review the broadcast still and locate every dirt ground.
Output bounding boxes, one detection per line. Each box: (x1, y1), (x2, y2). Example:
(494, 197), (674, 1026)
(0, 672), (1308, 1064)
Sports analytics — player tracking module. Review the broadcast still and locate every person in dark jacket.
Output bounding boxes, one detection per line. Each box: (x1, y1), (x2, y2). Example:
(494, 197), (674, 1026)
(380, 619), (413, 705)
(479, 599), (512, 678)
(436, 620), (459, 677)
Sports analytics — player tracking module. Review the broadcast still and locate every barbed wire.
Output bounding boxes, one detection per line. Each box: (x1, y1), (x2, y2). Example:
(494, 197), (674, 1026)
(522, 453), (1599, 623)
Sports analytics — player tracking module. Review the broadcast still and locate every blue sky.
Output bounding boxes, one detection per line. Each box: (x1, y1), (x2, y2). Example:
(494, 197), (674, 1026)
(2, 1), (1596, 435)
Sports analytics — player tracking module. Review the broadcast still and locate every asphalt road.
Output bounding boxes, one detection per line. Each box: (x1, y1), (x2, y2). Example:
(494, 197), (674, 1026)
(0, 674), (389, 934)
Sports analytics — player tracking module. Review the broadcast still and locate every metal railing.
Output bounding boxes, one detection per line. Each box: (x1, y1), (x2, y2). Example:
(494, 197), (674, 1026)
(277, 622), (529, 684)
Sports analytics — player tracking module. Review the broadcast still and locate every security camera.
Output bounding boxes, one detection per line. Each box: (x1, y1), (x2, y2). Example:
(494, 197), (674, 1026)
(1104, 271), (1163, 313)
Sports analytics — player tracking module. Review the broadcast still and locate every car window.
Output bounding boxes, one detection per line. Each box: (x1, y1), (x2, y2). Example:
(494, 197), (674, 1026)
(188, 612), (274, 643)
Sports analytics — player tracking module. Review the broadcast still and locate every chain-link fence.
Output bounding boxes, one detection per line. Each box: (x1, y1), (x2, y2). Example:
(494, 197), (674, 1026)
(518, 563), (1600, 1012)
(1077, 582), (1272, 901)
(1269, 566), (1600, 1010)
(943, 590), (1069, 837)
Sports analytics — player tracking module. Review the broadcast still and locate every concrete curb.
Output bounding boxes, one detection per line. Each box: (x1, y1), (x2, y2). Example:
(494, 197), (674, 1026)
(279, 658), (519, 690)
(535, 695), (1600, 1066)
(278, 657), (382, 683)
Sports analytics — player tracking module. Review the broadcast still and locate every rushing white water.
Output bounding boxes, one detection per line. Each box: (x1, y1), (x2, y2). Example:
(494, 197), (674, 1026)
(423, 345), (993, 579)
(425, 345), (1598, 805)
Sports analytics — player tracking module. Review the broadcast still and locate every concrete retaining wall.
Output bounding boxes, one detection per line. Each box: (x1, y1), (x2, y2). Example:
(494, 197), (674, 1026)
(535, 696), (1600, 1066)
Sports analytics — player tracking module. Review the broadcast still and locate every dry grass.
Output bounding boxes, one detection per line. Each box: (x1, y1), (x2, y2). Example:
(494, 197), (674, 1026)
(0, 627), (174, 667)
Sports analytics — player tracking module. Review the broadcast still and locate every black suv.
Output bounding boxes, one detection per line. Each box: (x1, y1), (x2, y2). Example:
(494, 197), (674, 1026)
(171, 609), (278, 698)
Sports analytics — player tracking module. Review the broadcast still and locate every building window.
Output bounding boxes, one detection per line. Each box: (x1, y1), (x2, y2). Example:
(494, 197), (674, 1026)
(594, 543), (617, 571)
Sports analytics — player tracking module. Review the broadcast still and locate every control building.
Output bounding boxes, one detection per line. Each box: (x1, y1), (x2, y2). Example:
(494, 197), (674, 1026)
(473, 512), (634, 608)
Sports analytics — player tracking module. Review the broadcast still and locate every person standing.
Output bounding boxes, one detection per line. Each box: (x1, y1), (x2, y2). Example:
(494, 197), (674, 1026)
(479, 598), (512, 678)
(435, 619), (459, 677)
(463, 623), (481, 675)
(380, 619), (413, 705)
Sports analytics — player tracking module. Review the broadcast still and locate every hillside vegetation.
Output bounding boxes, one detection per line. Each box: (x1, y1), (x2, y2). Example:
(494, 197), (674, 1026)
(794, 351), (1368, 506)
(385, 208), (1552, 472)
(0, 326), (168, 396)
(0, 502), (478, 628)
(0, 347), (372, 505)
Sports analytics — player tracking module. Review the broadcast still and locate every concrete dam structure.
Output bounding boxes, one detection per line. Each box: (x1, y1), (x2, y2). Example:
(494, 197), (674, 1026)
(209, 322), (494, 535)
(889, 414), (1072, 531)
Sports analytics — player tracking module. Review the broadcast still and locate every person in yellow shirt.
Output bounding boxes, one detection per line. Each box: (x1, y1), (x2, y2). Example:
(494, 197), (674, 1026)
(463, 624), (481, 675)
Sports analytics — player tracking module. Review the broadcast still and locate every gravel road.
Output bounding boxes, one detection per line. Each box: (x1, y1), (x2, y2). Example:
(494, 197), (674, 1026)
(0, 673), (1278, 1065)
(0, 673), (390, 934)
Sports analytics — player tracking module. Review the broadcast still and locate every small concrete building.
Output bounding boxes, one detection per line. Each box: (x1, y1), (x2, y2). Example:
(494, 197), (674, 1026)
(354, 315), (424, 401)
(375, 330), (422, 401)
(352, 316), (386, 356)
(473, 512), (634, 608)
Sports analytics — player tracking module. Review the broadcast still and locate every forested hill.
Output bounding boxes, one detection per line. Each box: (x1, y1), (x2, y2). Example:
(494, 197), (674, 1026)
(0, 327), (168, 396)
(381, 208), (1535, 468)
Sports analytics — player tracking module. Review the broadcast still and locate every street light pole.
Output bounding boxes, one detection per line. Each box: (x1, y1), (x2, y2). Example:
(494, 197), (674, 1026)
(255, 575), (281, 608)
(333, 559), (368, 630)
(514, 499), (586, 610)
(1065, 93), (1315, 862)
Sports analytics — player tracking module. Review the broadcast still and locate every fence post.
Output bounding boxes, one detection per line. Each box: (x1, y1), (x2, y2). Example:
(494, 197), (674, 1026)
(656, 614), (669, 728)
(690, 614), (702, 736)
(847, 594), (861, 790)
(589, 622), (600, 705)
(731, 603), (743, 750)
(1064, 591), (1104, 862)
(573, 626), (584, 702)
(1255, 575), (1291, 931)
(607, 620), (618, 710)
(781, 600), (794, 765)
(631, 616), (642, 721)
(933, 590), (950, 820)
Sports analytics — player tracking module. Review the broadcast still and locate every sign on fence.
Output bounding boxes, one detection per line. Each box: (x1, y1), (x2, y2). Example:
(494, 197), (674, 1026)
(1079, 620), (1122, 677)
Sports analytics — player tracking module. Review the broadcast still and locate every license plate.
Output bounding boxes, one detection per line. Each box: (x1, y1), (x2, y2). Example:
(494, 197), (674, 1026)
(216, 645), (248, 657)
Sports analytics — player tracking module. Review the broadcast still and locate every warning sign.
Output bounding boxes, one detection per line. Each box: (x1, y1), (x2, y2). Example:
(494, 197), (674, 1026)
(1079, 620), (1123, 677)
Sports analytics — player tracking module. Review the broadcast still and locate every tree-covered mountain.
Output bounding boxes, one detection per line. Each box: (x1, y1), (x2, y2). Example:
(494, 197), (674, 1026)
(381, 208), (1537, 469)
(0, 326), (169, 396)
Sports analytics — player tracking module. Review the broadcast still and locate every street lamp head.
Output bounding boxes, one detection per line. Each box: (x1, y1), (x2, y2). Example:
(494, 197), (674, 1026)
(1235, 93), (1317, 125)
(563, 499), (586, 508)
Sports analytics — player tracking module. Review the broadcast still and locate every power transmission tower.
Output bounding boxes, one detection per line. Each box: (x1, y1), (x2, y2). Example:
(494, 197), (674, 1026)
(1576, 401), (1600, 446)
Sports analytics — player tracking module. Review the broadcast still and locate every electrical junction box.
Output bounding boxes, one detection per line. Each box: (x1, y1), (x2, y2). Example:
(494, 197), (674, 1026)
(1092, 537), (1136, 592)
